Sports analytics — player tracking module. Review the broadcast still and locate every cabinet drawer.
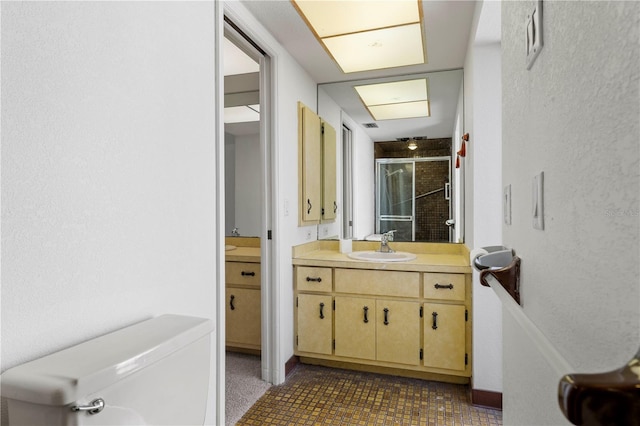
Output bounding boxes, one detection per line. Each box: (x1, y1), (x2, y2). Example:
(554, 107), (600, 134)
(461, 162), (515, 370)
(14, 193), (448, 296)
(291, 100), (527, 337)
(296, 266), (333, 292)
(226, 262), (261, 287)
(335, 269), (419, 298)
(423, 273), (465, 301)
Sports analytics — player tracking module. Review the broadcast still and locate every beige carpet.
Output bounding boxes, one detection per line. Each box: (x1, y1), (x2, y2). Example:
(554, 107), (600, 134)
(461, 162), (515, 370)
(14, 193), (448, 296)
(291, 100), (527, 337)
(225, 352), (271, 426)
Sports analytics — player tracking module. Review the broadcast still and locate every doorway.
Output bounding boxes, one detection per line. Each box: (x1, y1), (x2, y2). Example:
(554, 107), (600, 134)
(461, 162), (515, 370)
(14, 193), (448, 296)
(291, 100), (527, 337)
(222, 16), (274, 422)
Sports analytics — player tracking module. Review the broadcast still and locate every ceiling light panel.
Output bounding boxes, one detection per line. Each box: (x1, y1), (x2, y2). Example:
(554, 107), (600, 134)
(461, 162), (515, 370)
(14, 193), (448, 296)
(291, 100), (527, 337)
(224, 105), (260, 124)
(355, 78), (430, 120)
(292, 1), (420, 37)
(223, 37), (259, 76)
(323, 24), (424, 73)
(368, 100), (430, 121)
(291, 0), (426, 73)
(354, 79), (428, 106)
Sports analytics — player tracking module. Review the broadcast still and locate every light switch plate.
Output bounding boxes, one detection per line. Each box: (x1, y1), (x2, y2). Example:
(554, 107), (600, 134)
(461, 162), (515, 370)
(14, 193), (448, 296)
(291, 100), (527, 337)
(526, 0), (543, 70)
(504, 184), (512, 225)
(532, 172), (544, 230)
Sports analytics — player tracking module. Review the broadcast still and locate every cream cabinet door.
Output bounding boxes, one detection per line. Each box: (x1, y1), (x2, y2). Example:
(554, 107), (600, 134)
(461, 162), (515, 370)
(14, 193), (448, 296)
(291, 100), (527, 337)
(298, 102), (321, 224)
(334, 296), (376, 360)
(226, 288), (261, 348)
(321, 120), (337, 223)
(423, 303), (466, 371)
(296, 294), (333, 355)
(376, 300), (421, 365)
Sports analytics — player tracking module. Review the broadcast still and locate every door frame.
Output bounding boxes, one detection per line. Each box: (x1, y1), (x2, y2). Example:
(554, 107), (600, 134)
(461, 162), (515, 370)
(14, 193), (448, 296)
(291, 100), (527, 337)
(217, 2), (281, 424)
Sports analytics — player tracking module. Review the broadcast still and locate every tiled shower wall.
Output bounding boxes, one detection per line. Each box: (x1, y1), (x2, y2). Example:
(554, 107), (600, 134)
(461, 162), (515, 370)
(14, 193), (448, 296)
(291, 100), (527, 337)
(375, 138), (452, 242)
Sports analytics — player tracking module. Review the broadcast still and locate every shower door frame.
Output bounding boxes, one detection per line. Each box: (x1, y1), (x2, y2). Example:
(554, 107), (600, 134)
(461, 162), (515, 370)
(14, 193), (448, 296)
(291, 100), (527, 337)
(375, 156), (452, 242)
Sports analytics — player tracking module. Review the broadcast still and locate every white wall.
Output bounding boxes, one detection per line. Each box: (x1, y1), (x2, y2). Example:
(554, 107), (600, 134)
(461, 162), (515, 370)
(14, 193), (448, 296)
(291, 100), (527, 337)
(234, 133), (261, 237)
(1, 1), (219, 423)
(347, 113), (375, 240)
(463, 0), (504, 395)
(501, 1), (639, 423)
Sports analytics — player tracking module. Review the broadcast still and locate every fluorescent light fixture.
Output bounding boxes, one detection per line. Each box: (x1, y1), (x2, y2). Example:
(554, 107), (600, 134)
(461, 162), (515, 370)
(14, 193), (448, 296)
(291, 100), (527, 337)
(225, 104), (260, 123)
(291, 0), (426, 73)
(354, 78), (430, 120)
(323, 24), (424, 73)
(223, 38), (259, 76)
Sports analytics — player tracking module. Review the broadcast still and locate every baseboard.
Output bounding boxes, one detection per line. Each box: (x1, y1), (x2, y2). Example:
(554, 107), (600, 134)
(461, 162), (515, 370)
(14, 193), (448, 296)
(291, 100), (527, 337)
(285, 355), (300, 377)
(471, 389), (502, 410)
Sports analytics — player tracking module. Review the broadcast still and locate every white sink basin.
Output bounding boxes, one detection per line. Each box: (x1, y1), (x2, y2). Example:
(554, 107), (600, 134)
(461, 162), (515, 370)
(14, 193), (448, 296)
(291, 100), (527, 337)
(347, 251), (417, 262)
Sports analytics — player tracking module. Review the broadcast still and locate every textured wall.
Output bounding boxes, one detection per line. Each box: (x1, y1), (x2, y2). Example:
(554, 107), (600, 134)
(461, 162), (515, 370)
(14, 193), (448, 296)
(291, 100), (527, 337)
(502, 0), (639, 423)
(1, 1), (219, 421)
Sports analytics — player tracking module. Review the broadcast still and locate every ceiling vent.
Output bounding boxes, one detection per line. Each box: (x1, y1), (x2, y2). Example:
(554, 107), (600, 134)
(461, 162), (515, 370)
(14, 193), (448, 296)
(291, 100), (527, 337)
(363, 123), (379, 128)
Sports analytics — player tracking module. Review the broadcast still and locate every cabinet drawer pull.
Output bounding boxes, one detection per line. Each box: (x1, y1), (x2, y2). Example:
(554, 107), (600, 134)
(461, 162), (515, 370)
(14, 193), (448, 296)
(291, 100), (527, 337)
(383, 308), (389, 325)
(230, 295), (235, 311)
(307, 198), (312, 214)
(432, 311), (438, 330)
(333, 201), (337, 213)
(319, 302), (325, 319)
(363, 306), (369, 323)
(434, 283), (454, 290)
(306, 277), (322, 283)
(241, 271), (256, 277)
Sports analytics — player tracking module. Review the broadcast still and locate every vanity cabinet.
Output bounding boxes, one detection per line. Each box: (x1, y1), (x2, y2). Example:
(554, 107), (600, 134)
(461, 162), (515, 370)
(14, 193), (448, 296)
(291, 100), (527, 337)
(297, 102), (337, 225)
(226, 260), (261, 351)
(294, 263), (471, 383)
(297, 294), (333, 355)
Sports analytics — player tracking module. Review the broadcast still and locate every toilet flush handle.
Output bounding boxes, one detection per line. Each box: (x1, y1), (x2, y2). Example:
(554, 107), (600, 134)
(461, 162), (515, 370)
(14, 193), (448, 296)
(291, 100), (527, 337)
(71, 398), (105, 415)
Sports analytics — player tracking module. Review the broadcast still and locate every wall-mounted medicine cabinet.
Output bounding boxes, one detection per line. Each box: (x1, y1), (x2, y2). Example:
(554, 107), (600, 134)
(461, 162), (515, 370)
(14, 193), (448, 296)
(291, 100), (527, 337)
(297, 101), (336, 226)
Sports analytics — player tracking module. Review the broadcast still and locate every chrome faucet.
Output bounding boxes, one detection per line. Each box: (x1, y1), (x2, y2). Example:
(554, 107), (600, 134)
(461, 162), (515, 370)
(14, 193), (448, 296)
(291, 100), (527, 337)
(378, 231), (396, 253)
(231, 227), (240, 237)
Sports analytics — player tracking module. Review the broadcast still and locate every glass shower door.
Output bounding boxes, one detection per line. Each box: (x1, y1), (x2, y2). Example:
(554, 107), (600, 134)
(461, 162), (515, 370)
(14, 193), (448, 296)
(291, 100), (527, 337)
(376, 161), (415, 241)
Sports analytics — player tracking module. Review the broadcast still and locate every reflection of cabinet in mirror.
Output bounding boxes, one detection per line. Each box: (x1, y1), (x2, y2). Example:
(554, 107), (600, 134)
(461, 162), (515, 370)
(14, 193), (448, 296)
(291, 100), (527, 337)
(225, 237), (261, 353)
(297, 101), (336, 226)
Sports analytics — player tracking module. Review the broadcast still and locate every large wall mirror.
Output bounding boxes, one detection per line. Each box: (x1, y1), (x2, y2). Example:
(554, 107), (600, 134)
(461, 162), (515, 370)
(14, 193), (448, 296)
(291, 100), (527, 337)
(318, 69), (464, 243)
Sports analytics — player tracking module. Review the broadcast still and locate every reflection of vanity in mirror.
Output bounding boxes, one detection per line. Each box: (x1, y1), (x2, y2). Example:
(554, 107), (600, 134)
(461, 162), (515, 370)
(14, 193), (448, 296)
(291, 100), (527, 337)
(317, 69), (465, 243)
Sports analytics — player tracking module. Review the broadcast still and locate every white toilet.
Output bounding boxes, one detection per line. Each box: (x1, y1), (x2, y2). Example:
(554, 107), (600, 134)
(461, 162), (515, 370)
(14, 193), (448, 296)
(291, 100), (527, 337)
(1, 314), (214, 425)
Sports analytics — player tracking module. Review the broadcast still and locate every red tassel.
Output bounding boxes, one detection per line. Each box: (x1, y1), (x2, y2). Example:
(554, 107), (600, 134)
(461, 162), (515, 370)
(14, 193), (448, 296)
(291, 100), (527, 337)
(455, 155), (460, 169)
(457, 140), (466, 157)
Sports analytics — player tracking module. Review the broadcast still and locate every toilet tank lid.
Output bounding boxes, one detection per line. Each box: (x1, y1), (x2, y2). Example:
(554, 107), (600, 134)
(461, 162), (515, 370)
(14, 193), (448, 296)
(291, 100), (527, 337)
(0, 314), (214, 406)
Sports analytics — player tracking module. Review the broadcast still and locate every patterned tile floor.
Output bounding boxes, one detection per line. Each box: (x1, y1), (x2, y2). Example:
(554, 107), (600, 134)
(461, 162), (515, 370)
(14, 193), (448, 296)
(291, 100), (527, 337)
(237, 364), (502, 425)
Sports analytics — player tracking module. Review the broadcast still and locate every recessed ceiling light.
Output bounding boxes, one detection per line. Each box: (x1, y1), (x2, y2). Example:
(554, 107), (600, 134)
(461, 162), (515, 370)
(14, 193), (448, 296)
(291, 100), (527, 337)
(223, 38), (259, 76)
(354, 78), (430, 120)
(225, 105), (260, 123)
(291, 0), (426, 73)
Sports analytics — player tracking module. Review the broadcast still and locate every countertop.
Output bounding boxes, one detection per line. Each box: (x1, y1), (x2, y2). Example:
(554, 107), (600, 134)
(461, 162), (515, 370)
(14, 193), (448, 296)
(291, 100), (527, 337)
(292, 241), (471, 274)
(225, 237), (261, 262)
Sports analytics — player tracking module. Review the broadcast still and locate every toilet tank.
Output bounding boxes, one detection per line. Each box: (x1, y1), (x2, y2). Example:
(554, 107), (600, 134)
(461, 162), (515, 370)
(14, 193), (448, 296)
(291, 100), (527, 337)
(1, 314), (214, 426)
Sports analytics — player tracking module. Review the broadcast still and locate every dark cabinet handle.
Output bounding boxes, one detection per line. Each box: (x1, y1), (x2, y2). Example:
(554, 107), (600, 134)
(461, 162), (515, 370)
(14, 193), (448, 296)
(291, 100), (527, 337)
(307, 198), (312, 214)
(333, 201), (337, 213)
(363, 306), (369, 323)
(230, 295), (235, 311)
(434, 283), (454, 290)
(432, 312), (438, 330)
(306, 277), (322, 283)
(241, 271), (256, 277)
(383, 308), (389, 325)
(319, 302), (325, 319)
